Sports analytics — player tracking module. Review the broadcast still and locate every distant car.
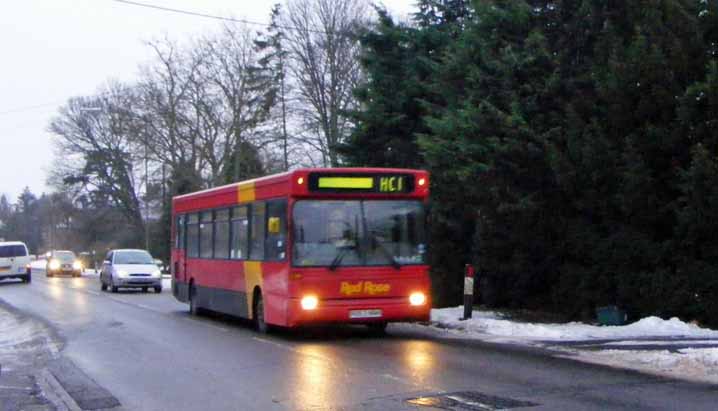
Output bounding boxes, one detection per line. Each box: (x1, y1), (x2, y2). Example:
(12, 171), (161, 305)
(0, 241), (32, 283)
(46, 250), (82, 277)
(100, 249), (162, 293)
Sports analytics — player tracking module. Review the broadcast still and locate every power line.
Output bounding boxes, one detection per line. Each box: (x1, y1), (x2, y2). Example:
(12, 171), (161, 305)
(0, 1), (346, 117)
(108, 0), (326, 34)
(0, 102), (63, 116)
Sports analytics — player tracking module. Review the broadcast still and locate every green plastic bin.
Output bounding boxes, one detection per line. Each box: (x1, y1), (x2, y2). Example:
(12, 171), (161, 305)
(596, 306), (628, 326)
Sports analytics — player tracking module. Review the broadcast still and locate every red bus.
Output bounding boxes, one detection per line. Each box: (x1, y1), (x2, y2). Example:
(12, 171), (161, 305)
(171, 168), (430, 332)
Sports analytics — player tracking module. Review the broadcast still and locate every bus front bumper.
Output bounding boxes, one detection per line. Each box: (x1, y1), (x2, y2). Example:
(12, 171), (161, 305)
(285, 296), (430, 327)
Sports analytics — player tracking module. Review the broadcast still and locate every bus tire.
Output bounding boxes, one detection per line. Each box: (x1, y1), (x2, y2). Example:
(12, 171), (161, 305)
(367, 322), (388, 335)
(254, 293), (269, 334)
(189, 284), (200, 316)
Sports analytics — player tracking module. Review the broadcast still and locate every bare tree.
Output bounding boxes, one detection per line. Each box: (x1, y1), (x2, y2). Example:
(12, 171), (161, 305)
(137, 36), (206, 191)
(48, 83), (145, 236)
(282, 0), (369, 167)
(194, 22), (274, 184)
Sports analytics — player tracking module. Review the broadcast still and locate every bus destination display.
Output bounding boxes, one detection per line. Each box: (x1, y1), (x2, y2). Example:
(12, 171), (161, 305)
(308, 173), (414, 194)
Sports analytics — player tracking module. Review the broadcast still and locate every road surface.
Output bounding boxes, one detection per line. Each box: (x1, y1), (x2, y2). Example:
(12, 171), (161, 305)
(0, 267), (716, 411)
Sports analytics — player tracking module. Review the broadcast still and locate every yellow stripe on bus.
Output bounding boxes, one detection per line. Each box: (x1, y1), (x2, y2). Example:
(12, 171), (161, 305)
(317, 177), (374, 189)
(237, 182), (255, 203)
(244, 261), (263, 318)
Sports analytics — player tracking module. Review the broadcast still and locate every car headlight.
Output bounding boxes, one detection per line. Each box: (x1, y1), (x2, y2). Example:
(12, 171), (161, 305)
(152, 269), (161, 277)
(48, 259), (60, 270)
(72, 261), (83, 270)
(116, 270), (129, 278)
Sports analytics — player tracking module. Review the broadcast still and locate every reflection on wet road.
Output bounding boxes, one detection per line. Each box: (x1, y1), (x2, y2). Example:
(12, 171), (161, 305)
(0, 269), (716, 410)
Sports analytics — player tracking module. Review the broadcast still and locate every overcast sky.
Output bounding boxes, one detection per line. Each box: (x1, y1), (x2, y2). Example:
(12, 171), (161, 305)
(0, 0), (415, 202)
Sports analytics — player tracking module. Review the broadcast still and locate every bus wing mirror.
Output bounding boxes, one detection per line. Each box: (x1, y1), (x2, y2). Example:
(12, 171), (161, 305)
(267, 217), (281, 234)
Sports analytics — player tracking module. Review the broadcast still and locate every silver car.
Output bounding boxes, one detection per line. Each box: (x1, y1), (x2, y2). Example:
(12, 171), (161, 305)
(100, 249), (162, 293)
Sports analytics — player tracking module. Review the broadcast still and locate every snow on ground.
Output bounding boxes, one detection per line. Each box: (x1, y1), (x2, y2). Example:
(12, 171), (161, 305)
(431, 306), (718, 340)
(429, 306), (718, 384)
(0, 306), (59, 371)
(574, 348), (718, 384)
(29, 259), (47, 270)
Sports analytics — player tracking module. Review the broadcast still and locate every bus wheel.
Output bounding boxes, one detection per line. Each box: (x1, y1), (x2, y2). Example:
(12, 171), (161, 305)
(254, 294), (269, 334)
(367, 322), (388, 335)
(189, 285), (200, 316)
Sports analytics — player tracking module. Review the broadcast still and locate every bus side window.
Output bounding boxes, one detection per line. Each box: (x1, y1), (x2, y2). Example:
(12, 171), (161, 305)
(176, 215), (185, 249)
(199, 211), (213, 259)
(187, 213), (199, 258)
(250, 202), (266, 260)
(231, 206), (249, 260)
(214, 209), (230, 259)
(265, 200), (287, 261)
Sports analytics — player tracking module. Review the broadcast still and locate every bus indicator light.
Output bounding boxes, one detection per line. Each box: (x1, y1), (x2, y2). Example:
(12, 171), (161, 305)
(297, 177), (304, 185)
(301, 295), (319, 310)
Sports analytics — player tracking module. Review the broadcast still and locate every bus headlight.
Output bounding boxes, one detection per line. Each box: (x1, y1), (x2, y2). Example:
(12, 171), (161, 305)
(48, 259), (61, 270)
(301, 295), (319, 310)
(72, 261), (83, 270)
(409, 292), (426, 306)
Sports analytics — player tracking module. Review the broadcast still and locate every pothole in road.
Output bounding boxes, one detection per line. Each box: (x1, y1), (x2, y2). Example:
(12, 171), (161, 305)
(406, 391), (538, 410)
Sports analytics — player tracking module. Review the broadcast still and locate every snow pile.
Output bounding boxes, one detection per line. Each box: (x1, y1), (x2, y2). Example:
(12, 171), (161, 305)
(580, 348), (718, 383)
(428, 306), (718, 384)
(430, 307), (718, 341)
(29, 259), (47, 270)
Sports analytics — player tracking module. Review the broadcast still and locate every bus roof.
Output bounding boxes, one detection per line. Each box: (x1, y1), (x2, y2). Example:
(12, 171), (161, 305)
(173, 168), (428, 213)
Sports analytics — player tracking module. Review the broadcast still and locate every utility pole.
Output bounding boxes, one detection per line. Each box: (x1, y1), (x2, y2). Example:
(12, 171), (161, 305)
(144, 124), (150, 251)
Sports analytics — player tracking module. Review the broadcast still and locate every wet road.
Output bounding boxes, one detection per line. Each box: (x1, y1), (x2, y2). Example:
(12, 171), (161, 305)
(0, 269), (717, 411)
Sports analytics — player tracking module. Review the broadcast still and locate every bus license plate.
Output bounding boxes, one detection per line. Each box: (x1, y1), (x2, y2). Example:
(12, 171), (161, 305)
(349, 309), (382, 319)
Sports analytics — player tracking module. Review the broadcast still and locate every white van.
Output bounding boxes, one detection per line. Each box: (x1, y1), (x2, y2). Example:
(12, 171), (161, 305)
(0, 241), (32, 283)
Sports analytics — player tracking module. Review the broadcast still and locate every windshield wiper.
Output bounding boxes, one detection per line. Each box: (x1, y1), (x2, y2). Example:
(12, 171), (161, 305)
(329, 247), (349, 271)
(370, 233), (401, 270)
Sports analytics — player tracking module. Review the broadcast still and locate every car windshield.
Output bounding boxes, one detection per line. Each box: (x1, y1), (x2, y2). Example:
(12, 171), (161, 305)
(293, 200), (427, 268)
(114, 250), (153, 265)
(54, 251), (75, 262)
(0, 245), (26, 258)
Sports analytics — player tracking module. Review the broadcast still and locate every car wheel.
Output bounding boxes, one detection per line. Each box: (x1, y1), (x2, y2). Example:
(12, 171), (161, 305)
(109, 277), (118, 293)
(101, 281), (107, 291)
(154, 286), (162, 293)
(367, 322), (388, 335)
(189, 285), (200, 315)
(254, 294), (269, 334)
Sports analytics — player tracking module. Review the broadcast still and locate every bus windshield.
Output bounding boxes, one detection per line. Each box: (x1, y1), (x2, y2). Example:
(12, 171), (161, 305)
(292, 200), (427, 268)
